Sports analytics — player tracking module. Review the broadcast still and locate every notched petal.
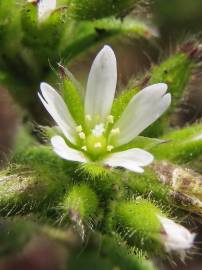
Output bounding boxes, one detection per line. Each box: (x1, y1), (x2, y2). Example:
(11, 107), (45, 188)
(113, 83), (171, 146)
(103, 148), (153, 173)
(39, 82), (76, 144)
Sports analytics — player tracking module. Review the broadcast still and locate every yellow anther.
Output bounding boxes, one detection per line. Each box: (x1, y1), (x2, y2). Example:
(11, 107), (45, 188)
(94, 142), (102, 148)
(76, 125), (83, 132)
(111, 128), (120, 135)
(79, 132), (86, 139)
(81, 146), (87, 151)
(107, 145), (114, 152)
(85, 114), (92, 121)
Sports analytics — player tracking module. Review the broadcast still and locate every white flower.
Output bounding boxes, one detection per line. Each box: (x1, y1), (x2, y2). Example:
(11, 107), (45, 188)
(38, 45), (171, 173)
(158, 215), (195, 254)
(28, 0), (56, 22)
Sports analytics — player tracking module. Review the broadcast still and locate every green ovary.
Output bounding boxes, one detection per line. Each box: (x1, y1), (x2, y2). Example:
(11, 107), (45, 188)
(86, 134), (107, 158)
(76, 119), (117, 160)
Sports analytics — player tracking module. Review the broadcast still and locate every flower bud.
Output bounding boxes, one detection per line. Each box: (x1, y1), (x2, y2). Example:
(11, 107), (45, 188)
(158, 215), (195, 254)
(109, 200), (195, 256)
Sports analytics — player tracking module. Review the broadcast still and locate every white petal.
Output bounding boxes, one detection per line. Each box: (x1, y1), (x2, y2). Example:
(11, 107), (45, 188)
(51, 136), (88, 163)
(103, 148), (153, 173)
(85, 45), (117, 122)
(158, 215), (195, 252)
(38, 82), (76, 144)
(113, 83), (171, 146)
(38, 0), (56, 21)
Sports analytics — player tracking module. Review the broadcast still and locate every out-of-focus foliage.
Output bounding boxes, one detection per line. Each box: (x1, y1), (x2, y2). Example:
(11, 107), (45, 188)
(153, 0), (202, 37)
(0, 0), (153, 120)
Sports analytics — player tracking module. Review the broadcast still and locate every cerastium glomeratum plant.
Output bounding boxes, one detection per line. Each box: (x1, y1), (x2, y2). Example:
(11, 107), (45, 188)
(1, 1), (202, 269)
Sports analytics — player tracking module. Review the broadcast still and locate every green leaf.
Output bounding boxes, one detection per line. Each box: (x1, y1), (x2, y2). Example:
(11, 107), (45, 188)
(151, 123), (202, 163)
(67, 0), (140, 20)
(93, 18), (155, 38)
(62, 18), (155, 61)
(150, 53), (193, 109)
(113, 136), (167, 152)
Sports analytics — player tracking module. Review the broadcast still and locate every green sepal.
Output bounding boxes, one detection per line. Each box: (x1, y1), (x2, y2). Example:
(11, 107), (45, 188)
(63, 184), (99, 222)
(62, 78), (85, 126)
(79, 162), (111, 179)
(78, 163), (127, 203)
(108, 200), (163, 254)
(111, 87), (139, 122)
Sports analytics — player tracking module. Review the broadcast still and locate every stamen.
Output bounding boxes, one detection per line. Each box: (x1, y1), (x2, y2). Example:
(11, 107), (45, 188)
(81, 146), (87, 151)
(111, 128), (120, 135)
(76, 125), (83, 132)
(94, 142), (102, 148)
(107, 145), (114, 152)
(79, 132), (86, 139)
(92, 123), (105, 137)
(107, 115), (114, 124)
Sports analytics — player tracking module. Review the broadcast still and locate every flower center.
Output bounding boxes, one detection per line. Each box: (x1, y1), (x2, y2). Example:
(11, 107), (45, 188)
(75, 115), (119, 160)
(92, 123), (105, 137)
(86, 134), (107, 158)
